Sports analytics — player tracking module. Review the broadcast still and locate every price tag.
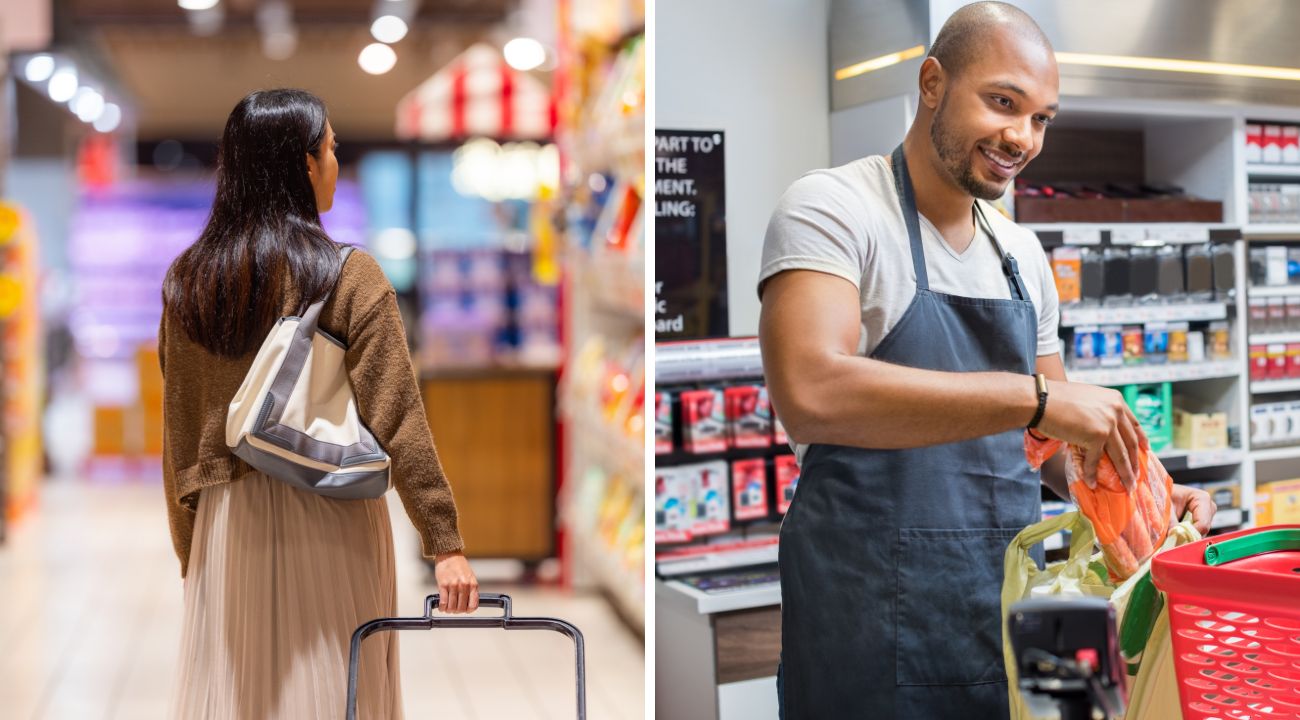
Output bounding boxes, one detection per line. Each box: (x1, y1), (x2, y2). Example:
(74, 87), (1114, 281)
(1063, 227), (1102, 245)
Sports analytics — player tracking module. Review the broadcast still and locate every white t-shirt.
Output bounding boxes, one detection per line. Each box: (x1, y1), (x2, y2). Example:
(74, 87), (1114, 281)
(758, 154), (1061, 462)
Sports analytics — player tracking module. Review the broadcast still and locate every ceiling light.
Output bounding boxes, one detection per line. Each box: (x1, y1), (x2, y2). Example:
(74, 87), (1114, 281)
(74, 88), (105, 123)
(178, 0), (219, 10)
(835, 44), (927, 81)
(24, 55), (54, 83)
(48, 68), (78, 103)
(94, 104), (122, 133)
(358, 43), (397, 75)
(504, 38), (546, 72)
(370, 15), (407, 44)
(1055, 51), (1300, 82)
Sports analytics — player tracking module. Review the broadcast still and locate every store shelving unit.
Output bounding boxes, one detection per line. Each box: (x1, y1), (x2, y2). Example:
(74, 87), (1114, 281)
(556, 8), (645, 630)
(1247, 164), (1300, 179)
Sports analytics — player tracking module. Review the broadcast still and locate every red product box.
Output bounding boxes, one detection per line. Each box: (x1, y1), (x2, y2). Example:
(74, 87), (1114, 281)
(725, 385), (772, 449)
(1265, 125), (1284, 163)
(775, 455), (800, 515)
(1251, 345), (1270, 381)
(773, 413), (788, 445)
(1269, 344), (1288, 379)
(731, 458), (769, 521)
(690, 462), (731, 536)
(1288, 344), (1300, 378)
(654, 391), (673, 455)
(1246, 123), (1263, 162)
(680, 388), (727, 454)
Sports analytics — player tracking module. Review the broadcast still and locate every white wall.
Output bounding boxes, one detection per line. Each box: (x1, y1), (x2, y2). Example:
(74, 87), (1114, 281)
(656, 0), (831, 337)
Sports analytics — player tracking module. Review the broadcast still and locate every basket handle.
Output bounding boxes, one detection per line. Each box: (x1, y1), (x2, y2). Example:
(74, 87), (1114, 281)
(1204, 528), (1300, 566)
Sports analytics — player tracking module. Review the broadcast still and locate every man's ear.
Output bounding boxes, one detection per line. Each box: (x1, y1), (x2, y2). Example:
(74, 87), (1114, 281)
(917, 56), (946, 112)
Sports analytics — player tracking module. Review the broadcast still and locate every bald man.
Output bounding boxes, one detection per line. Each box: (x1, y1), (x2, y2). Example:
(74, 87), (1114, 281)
(758, 3), (1215, 717)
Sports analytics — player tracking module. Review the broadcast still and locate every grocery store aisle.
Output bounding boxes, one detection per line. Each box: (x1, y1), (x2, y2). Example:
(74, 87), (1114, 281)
(0, 479), (643, 720)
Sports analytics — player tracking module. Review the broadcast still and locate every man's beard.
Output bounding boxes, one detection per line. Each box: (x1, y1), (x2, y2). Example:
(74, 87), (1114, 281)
(929, 97), (1010, 201)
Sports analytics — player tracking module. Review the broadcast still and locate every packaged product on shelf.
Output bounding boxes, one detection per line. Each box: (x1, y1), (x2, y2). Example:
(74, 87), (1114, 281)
(773, 412), (788, 445)
(1208, 321), (1232, 361)
(1167, 322), (1189, 363)
(1251, 344), (1270, 381)
(1269, 343), (1289, 379)
(1250, 247), (1268, 286)
(680, 388), (727, 453)
(1143, 322), (1168, 364)
(1251, 404), (1277, 446)
(1265, 124), (1284, 163)
(688, 461), (731, 536)
(1288, 126), (1300, 164)
(1187, 330), (1206, 363)
(1250, 297), (1271, 333)
(1290, 344), (1300, 378)
(1122, 383), (1173, 452)
(1193, 478), (1240, 512)
(1173, 408), (1227, 451)
(731, 458), (769, 521)
(1156, 244), (1185, 301)
(1288, 297), (1300, 332)
(1246, 123), (1263, 163)
(1122, 325), (1145, 365)
(1100, 325), (1124, 367)
(1183, 243), (1213, 302)
(1080, 247), (1104, 306)
(1257, 479), (1300, 526)
(654, 391), (674, 454)
(1268, 246), (1289, 286)
(1270, 297), (1289, 331)
(1103, 247), (1132, 306)
(1071, 325), (1100, 369)
(775, 455), (799, 514)
(1212, 243), (1235, 301)
(655, 468), (693, 543)
(724, 384), (772, 449)
(1051, 246), (1082, 305)
(1129, 246), (1159, 304)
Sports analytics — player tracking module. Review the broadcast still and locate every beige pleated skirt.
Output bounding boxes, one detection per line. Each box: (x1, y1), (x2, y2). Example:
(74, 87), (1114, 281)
(169, 471), (404, 720)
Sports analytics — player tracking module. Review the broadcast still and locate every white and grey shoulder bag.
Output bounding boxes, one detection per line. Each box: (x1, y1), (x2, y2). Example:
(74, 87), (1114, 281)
(226, 246), (392, 499)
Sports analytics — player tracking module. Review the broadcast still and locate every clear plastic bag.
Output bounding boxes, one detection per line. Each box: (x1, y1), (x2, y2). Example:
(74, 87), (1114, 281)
(1024, 431), (1175, 581)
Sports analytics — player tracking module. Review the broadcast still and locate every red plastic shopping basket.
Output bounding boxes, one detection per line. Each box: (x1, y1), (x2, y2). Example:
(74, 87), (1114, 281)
(1151, 525), (1300, 720)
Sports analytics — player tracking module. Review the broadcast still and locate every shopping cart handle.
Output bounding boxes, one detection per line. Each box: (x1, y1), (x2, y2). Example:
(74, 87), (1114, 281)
(1205, 528), (1300, 566)
(425, 592), (511, 617)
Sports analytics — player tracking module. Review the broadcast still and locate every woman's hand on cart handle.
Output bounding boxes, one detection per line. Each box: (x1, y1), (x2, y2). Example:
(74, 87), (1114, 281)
(434, 551), (480, 613)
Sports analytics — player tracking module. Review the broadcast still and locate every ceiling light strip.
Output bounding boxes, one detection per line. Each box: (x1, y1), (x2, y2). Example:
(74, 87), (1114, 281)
(1055, 51), (1300, 82)
(834, 44), (926, 81)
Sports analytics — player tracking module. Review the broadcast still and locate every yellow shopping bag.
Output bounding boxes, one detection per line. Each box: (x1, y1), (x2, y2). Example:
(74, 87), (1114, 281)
(1003, 512), (1200, 720)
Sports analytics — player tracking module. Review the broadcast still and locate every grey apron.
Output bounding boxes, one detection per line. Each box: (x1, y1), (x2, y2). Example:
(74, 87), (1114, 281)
(777, 144), (1042, 719)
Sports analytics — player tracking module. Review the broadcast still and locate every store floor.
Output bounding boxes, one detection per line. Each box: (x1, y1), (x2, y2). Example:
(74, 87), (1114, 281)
(0, 478), (643, 719)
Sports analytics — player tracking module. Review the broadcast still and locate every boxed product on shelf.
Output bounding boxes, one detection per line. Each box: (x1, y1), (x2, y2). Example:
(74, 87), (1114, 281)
(1187, 330), (1205, 363)
(679, 388), (727, 453)
(686, 461), (731, 536)
(1122, 325), (1144, 365)
(1247, 123), (1263, 163)
(1173, 408), (1228, 451)
(1100, 325), (1124, 367)
(1250, 402), (1300, 447)
(1168, 322), (1189, 363)
(1130, 246), (1158, 303)
(1250, 344), (1268, 381)
(654, 391), (673, 454)
(1184, 243), (1213, 302)
(1256, 479), (1300, 526)
(775, 455), (799, 514)
(1265, 124), (1284, 163)
(1212, 243), (1235, 301)
(1207, 322), (1232, 361)
(1287, 126), (1300, 164)
(724, 384), (772, 448)
(1143, 322), (1168, 364)
(1192, 478), (1240, 512)
(1269, 343), (1289, 379)
(1080, 247), (1104, 306)
(731, 458), (769, 521)
(1072, 325), (1100, 368)
(655, 467), (693, 543)
(1121, 383), (1173, 452)
(1051, 246), (1081, 306)
(1103, 248), (1132, 306)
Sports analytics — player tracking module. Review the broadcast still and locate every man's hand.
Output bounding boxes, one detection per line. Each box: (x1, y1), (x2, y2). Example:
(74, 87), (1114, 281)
(1171, 483), (1217, 536)
(434, 551), (479, 614)
(1034, 381), (1147, 492)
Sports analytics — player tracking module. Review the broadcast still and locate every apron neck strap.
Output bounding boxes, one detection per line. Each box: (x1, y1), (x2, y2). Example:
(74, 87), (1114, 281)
(891, 144), (1029, 302)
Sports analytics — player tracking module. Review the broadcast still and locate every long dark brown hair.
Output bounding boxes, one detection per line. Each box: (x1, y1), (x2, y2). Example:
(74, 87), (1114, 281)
(163, 88), (342, 358)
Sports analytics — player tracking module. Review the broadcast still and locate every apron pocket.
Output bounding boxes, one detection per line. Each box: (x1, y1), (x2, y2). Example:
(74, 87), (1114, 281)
(895, 527), (1020, 686)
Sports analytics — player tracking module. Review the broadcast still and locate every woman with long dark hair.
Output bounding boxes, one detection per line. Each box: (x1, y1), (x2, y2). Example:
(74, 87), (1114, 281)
(159, 88), (477, 718)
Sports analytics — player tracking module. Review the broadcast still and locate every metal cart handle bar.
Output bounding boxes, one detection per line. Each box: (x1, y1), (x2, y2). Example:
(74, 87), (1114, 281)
(345, 592), (587, 720)
(1204, 527), (1300, 566)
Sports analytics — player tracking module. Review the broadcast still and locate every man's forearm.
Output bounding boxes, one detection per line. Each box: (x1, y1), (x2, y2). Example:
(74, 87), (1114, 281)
(772, 353), (1040, 450)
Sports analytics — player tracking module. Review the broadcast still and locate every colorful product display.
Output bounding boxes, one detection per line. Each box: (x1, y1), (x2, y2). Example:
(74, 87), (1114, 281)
(654, 391), (673, 454)
(1250, 401), (1300, 448)
(725, 384), (772, 449)
(680, 388), (727, 454)
(731, 458), (769, 520)
(775, 455), (799, 515)
(1070, 321), (1226, 371)
(1120, 383), (1173, 452)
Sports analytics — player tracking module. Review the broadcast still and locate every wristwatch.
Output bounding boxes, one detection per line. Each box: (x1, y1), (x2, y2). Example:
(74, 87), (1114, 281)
(1027, 373), (1049, 430)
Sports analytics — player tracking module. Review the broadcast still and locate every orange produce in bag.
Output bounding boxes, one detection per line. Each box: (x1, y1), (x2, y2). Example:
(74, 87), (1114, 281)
(1024, 431), (1174, 581)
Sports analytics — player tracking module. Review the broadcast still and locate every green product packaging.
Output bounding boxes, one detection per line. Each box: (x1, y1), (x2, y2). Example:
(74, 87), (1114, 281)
(1120, 382), (1174, 452)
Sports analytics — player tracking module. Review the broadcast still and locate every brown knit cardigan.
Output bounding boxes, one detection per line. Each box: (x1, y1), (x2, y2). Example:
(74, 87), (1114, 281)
(159, 247), (464, 577)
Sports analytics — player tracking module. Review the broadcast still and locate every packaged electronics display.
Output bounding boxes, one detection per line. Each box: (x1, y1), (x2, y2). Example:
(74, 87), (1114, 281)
(1121, 382), (1173, 452)
(731, 458), (770, 520)
(680, 388), (726, 453)
(687, 461), (731, 536)
(1025, 432), (1175, 582)
(654, 391), (673, 454)
(725, 384), (772, 448)
(775, 455), (799, 514)
(655, 467), (693, 543)
(1051, 246), (1081, 306)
